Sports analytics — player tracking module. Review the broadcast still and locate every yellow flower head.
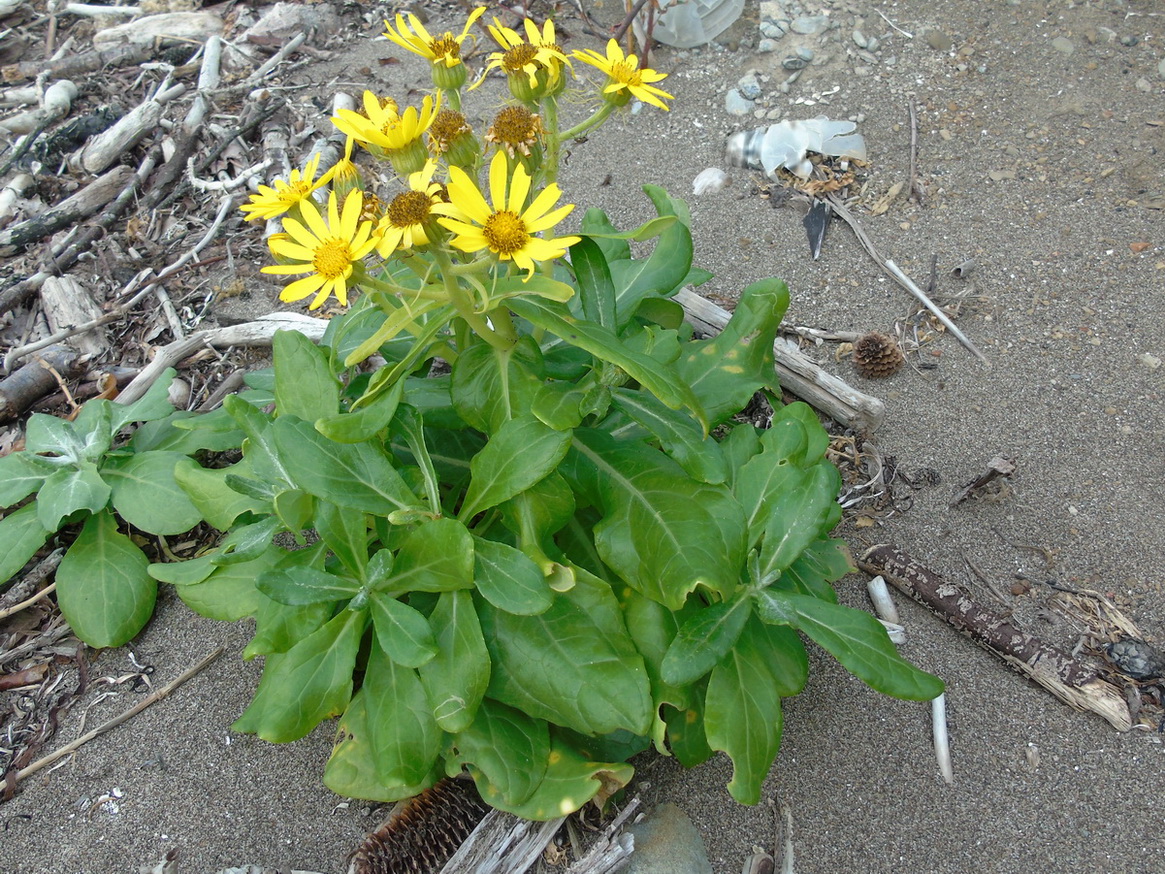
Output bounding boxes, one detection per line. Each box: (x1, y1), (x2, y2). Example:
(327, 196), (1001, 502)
(433, 151), (580, 279)
(383, 6), (485, 67)
(428, 109), (473, 155)
(323, 137), (362, 198)
(573, 39), (673, 111)
(240, 154), (329, 222)
(333, 92), (441, 161)
(262, 189), (377, 309)
(485, 105), (544, 158)
(376, 160), (446, 258)
(476, 17), (570, 96)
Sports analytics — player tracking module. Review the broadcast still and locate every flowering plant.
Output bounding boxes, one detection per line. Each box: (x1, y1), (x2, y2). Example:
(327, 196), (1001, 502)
(3, 10), (943, 817)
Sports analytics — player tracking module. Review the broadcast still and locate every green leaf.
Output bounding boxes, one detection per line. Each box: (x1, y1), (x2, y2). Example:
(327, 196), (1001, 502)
(607, 186), (693, 326)
(704, 616), (787, 805)
(385, 517), (474, 593)
(273, 488), (314, 533)
(104, 451), (203, 535)
(222, 394), (295, 489)
(609, 387), (728, 484)
(168, 546), (282, 621)
(110, 369), (177, 430)
(622, 590), (697, 752)
(210, 516), (282, 566)
(362, 637), (441, 785)
(418, 590), (490, 732)
(25, 412), (86, 461)
(530, 382), (585, 431)
(257, 565), (362, 606)
(451, 337), (544, 436)
(565, 429), (748, 610)
(458, 416), (572, 521)
(244, 595), (332, 658)
(272, 416), (420, 515)
(0, 503), (52, 586)
(273, 330), (341, 421)
(453, 698), (550, 807)
(472, 536), (553, 616)
(664, 695), (714, 768)
(173, 456), (271, 531)
(674, 278), (789, 425)
(55, 510), (155, 647)
(314, 500), (368, 579)
(233, 608), (365, 742)
(479, 567), (652, 736)
(497, 735), (635, 820)
(753, 589), (944, 700)
(758, 462), (842, 579)
(324, 689), (442, 801)
(390, 404), (443, 515)
(487, 273), (576, 305)
(661, 596), (752, 687)
(579, 207), (631, 263)
(369, 592), (438, 667)
(778, 538), (852, 602)
(37, 462), (110, 531)
(507, 296), (709, 431)
(0, 452), (54, 506)
(571, 236), (617, 333)
(316, 369), (404, 443)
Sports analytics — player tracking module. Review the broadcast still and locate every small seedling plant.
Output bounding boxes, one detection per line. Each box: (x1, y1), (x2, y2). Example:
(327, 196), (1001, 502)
(0, 9), (943, 817)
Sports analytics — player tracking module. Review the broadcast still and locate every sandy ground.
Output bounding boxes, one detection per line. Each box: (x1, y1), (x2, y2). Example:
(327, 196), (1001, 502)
(3, 0), (1165, 872)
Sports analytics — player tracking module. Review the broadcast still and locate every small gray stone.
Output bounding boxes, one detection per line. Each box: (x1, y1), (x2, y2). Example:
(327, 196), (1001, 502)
(852, 29), (868, 48)
(1051, 36), (1074, 54)
(926, 29), (953, 52)
(782, 56), (808, 70)
(737, 72), (764, 99)
(791, 14), (828, 34)
(857, 49), (878, 64)
(1135, 77), (1151, 93)
(1158, 57), (1165, 79)
(758, 38), (779, 53)
(795, 46), (815, 61)
(866, 35), (880, 51)
(1120, 34), (1139, 47)
(625, 804), (713, 874)
(724, 88), (756, 116)
(759, 21), (785, 39)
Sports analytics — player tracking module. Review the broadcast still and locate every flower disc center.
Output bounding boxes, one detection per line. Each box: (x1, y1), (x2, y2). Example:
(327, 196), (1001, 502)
(313, 239), (353, 279)
(388, 190), (432, 227)
(483, 211), (529, 254)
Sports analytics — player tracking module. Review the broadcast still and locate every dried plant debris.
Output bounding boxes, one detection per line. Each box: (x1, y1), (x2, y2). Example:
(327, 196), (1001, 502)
(949, 455), (1016, 507)
(348, 778), (490, 874)
(851, 331), (905, 378)
(826, 430), (940, 520)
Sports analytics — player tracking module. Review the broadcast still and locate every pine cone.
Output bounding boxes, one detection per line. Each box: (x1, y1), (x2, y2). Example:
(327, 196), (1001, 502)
(853, 332), (905, 378)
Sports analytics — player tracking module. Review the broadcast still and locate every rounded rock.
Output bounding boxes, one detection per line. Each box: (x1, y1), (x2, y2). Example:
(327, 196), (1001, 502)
(791, 14), (828, 35)
(758, 38), (780, 53)
(926, 29), (953, 52)
(852, 29), (868, 48)
(795, 46), (815, 61)
(724, 88), (756, 116)
(782, 56), (808, 71)
(866, 35), (880, 51)
(1051, 36), (1074, 54)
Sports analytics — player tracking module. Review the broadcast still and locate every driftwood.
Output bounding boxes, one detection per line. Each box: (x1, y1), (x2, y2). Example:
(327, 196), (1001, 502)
(674, 287), (886, 432)
(858, 543), (1132, 731)
(436, 810), (565, 874)
(1, 41), (154, 84)
(40, 275), (109, 358)
(0, 344), (87, 422)
(68, 83), (185, 174)
(0, 164), (133, 256)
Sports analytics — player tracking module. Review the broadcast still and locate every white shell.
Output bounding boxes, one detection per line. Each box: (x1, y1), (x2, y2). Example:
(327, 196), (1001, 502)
(692, 167), (729, 195)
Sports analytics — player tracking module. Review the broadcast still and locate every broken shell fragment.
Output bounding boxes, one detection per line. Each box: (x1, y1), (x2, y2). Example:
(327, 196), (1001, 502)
(726, 116), (867, 180)
(692, 167), (729, 195)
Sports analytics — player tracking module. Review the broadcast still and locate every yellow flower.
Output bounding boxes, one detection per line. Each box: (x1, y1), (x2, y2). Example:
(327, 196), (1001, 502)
(485, 105), (544, 158)
(573, 39), (673, 111)
(323, 137), (362, 198)
(383, 6), (485, 67)
(262, 190), (377, 309)
(476, 17), (570, 96)
(239, 154), (329, 222)
(376, 161), (445, 258)
(332, 92), (441, 164)
(433, 151), (580, 278)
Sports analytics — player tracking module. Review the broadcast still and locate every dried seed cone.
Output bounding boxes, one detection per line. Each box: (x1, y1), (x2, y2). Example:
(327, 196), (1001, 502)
(853, 332), (905, 378)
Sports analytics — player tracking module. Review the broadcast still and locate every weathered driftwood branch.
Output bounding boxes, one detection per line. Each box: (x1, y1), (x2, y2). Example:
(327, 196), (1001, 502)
(438, 809), (565, 874)
(1, 41), (153, 84)
(674, 287), (886, 432)
(68, 82), (185, 174)
(858, 543), (1131, 731)
(0, 165), (134, 257)
(0, 344), (88, 421)
(40, 275), (109, 358)
(114, 313), (329, 405)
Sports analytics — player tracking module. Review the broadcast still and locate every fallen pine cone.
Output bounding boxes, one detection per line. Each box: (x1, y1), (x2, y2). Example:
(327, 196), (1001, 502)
(853, 332), (905, 378)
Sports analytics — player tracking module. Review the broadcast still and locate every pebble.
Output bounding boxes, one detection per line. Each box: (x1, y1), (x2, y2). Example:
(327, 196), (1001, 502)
(1135, 77), (1151, 93)
(852, 29), (868, 48)
(625, 804), (713, 874)
(1051, 36), (1074, 54)
(760, 21), (786, 39)
(737, 72), (764, 100)
(782, 56), (808, 71)
(758, 38), (779, 53)
(866, 35), (880, 51)
(1120, 34), (1139, 47)
(926, 30), (952, 52)
(724, 88), (756, 116)
(791, 14), (828, 35)
(857, 49), (878, 65)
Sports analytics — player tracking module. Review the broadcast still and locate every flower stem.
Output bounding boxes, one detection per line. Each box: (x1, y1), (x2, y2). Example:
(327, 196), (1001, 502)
(432, 248), (512, 350)
(542, 95), (561, 185)
(556, 102), (615, 144)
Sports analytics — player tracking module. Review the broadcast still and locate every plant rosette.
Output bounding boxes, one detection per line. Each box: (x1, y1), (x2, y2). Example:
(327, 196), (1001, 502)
(2, 9), (944, 820)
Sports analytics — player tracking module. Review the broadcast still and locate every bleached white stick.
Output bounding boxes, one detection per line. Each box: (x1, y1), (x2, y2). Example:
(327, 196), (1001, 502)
(68, 83), (185, 173)
(866, 575), (900, 625)
(931, 693), (954, 784)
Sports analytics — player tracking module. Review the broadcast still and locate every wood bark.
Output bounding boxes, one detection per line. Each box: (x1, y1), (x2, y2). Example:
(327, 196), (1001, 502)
(0, 165), (134, 256)
(39, 276), (109, 358)
(674, 286), (886, 432)
(0, 344), (86, 421)
(858, 543), (1131, 731)
(2, 42), (153, 84)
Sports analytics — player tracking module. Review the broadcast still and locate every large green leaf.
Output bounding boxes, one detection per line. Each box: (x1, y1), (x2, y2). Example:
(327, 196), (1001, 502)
(55, 510), (155, 647)
(273, 330), (341, 422)
(497, 471), (576, 582)
(272, 417), (420, 515)
(579, 207), (631, 264)
(758, 462), (842, 579)
(704, 616), (787, 805)
(0, 451), (54, 506)
(232, 607), (365, 742)
(609, 387), (728, 484)
(472, 536), (553, 616)
(660, 596), (752, 687)
(565, 429), (748, 610)
(674, 278), (789, 425)
(778, 538), (852, 602)
(664, 693), (714, 768)
(369, 591), (438, 667)
(385, 517), (474, 593)
(734, 416), (812, 546)
(167, 546), (281, 621)
(606, 186), (693, 326)
(479, 568), (652, 736)
(571, 236), (617, 334)
(507, 296), (708, 431)
(37, 462), (110, 531)
(453, 698), (549, 807)
(622, 590), (698, 752)
(0, 503), (52, 586)
(451, 337), (544, 436)
(418, 590), (490, 732)
(104, 451), (203, 535)
(110, 368), (178, 430)
(753, 589), (944, 700)
(314, 500), (368, 579)
(316, 375), (403, 443)
(173, 456), (271, 531)
(222, 394), (294, 489)
(362, 637), (441, 786)
(257, 565), (361, 606)
(457, 416), (572, 521)
(390, 404), (443, 515)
